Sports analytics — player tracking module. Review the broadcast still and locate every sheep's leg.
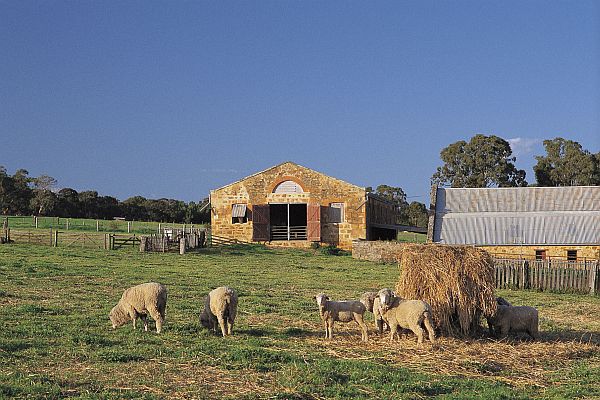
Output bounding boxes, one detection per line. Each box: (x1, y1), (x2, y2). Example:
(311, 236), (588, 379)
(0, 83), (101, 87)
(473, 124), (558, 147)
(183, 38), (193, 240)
(217, 315), (227, 337)
(127, 307), (138, 330)
(227, 318), (234, 336)
(211, 315), (218, 334)
(410, 323), (425, 345)
(375, 318), (384, 335)
(147, 306), (163, 334)
(423, 314), (436, 343)
(327, 320), (334, 339)
(355, 315), (369, 342)
(140, 314), (149, 332)
(389, 322), (398, 342)
(527, 324), (538, 340)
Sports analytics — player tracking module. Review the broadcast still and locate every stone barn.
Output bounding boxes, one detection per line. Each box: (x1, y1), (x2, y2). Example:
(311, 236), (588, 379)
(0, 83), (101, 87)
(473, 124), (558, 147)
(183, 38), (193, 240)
(209, 162), (400, 250)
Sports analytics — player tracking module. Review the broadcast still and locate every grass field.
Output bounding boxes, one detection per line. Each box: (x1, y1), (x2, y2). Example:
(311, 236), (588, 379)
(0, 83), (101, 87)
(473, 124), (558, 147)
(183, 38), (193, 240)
(3, 216), (193, 235)
(0, 244), (598, 399)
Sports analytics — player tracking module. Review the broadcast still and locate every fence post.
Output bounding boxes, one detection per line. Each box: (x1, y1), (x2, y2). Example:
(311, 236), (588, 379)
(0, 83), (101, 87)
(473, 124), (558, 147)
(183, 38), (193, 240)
(179, 238), (186, 255)
(97, 220), (99, 232)
(140, 237), (148, 252)
(127, 222), (131, 234)
(53, 230), (58, 247)
(589, 262), (597, 295)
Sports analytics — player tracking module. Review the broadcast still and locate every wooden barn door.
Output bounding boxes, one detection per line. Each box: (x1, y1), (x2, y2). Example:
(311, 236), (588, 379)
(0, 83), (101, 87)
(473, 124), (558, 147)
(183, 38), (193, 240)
(252, 205), (270, 241)
(307, 204), (321, 242)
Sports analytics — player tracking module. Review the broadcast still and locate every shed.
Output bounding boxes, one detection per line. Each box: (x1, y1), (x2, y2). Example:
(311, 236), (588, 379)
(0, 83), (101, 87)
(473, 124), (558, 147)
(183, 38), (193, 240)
(428, 186), (600, 260)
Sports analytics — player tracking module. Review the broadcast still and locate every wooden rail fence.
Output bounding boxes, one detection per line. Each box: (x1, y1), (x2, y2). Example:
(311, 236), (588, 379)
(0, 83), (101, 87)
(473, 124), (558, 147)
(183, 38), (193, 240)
(494, 258), (599, 295)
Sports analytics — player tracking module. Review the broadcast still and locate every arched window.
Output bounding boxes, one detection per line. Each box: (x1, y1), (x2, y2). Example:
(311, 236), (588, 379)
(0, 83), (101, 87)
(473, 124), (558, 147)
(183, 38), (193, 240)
(272, 180), (304, 194)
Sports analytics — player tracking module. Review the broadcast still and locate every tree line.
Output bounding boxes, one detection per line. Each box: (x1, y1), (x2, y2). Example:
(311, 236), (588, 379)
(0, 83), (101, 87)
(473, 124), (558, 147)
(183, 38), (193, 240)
(0, 167), (210, 224)
(1, 136), (596, 227)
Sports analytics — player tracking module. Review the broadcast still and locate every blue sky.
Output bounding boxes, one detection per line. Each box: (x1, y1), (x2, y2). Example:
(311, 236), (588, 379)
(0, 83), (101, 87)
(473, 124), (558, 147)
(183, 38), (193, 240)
(1, 1), (598, 203)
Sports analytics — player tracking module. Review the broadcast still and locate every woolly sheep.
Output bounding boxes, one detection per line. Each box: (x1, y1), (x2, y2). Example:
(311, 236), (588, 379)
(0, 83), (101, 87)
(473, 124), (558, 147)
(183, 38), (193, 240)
(360, 291), (377, 313)
(372, 295), (391, 334)
(378, 288), (436, 345)
(200, 286), (238, 336)
(487, 302), (538, 340)
(315, 293), (369, 342)
(109, 282), (167, 333)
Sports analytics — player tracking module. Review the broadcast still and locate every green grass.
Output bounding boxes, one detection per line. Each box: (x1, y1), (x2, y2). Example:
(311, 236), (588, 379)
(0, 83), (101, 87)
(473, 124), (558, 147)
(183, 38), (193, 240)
(3, 215), (198, 235)
(397, 231), (427, 243)
(0, 244), (598, 399)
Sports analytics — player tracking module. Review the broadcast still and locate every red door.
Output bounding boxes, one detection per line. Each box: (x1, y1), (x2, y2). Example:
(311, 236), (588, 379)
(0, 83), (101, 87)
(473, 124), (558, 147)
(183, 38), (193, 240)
(252, 205), (270, 241)
(307, 204), (321, 242)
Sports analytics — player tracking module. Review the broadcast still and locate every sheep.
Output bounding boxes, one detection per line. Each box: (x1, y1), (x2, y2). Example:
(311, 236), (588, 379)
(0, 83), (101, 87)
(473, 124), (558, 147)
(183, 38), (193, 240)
(315, 293), (369, 342)
(360, 291), (377, 313)
(200, 286), (238, 336)
(362, 288), (396, 334)
(487, 301), (538, 340)
(109, 282), (167, 333)
(496, 297), (513, 307)
(377, 288), (436, 345)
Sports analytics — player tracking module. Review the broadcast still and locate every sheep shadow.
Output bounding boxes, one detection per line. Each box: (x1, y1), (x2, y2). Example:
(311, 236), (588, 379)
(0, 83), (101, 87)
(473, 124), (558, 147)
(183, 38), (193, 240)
(536, 329), (600, 345)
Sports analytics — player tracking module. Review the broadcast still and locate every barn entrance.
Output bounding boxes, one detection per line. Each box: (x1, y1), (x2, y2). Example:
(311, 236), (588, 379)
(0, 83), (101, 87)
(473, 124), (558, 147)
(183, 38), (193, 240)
(269, 204), (307, 240)
(252, 203), (321, 243)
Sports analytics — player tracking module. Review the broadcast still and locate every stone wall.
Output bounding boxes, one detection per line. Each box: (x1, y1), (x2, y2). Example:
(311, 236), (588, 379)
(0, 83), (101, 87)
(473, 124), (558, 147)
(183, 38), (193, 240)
(480, 245), (600, 260)
(210, 162), (367, 250)
(352, 240), (407, 263)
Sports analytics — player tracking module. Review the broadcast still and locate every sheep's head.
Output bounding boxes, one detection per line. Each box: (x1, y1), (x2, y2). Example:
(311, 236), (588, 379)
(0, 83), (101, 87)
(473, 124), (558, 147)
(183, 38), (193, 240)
(315, 293), (329, 307)
(377, 288), (395, 309)
(109, 304), (129, 329)
(199, 309), (211, 328)
(496, 297), (512, 307)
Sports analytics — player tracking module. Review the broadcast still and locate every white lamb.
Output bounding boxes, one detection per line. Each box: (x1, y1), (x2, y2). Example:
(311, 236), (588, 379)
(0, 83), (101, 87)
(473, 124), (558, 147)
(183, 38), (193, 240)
(315, 293), (369, 342)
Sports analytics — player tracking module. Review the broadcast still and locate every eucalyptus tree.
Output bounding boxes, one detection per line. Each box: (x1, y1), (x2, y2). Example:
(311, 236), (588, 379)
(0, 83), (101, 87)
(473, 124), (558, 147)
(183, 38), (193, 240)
(432, 134), (527, 188)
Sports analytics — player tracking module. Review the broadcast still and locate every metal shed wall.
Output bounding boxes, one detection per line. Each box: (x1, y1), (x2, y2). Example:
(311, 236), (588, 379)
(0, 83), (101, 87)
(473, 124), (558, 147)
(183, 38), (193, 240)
(433, 186), (600, 245)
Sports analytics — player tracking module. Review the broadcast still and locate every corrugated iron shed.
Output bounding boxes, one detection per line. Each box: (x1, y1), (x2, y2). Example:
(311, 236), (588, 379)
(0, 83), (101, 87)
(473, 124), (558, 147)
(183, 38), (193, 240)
(432, 186), (600, 245)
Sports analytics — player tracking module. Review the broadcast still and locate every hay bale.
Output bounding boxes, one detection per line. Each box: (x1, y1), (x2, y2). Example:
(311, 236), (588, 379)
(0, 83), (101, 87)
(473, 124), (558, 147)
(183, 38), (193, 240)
(396, 244), (497, 337)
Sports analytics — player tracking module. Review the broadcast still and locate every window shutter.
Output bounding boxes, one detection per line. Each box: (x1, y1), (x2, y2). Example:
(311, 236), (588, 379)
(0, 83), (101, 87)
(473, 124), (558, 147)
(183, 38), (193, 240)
(307, 204), (321, 242)
(252, 205), (270, 241)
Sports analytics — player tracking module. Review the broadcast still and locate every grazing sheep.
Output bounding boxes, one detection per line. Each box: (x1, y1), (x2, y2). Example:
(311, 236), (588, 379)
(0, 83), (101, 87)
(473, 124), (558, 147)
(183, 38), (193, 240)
(487, 303), (538, 340)
(200, 286), (238, 336)
(378, 289), (436, 345)
(109, 282), (167, 333)
(315, 293), (369, 342)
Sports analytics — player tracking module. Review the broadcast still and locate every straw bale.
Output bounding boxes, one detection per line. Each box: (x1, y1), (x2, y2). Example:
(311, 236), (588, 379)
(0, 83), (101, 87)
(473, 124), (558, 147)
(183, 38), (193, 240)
(396, 244), (497, 336)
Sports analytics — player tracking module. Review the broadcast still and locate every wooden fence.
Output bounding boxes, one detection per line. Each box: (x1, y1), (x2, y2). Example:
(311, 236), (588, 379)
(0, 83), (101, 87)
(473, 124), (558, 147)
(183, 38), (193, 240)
(494, 258), (599, 295)
(3, 229), (144, 250)
(140, 230), (206, 253)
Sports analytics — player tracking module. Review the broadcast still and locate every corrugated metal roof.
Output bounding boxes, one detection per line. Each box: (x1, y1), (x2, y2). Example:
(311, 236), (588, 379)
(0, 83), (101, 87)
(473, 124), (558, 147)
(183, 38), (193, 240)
(433, 186), (600, 245)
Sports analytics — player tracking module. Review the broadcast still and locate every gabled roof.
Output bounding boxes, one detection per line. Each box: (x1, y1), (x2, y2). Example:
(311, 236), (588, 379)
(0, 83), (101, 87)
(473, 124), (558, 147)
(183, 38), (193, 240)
(210, 161), (365, 193)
